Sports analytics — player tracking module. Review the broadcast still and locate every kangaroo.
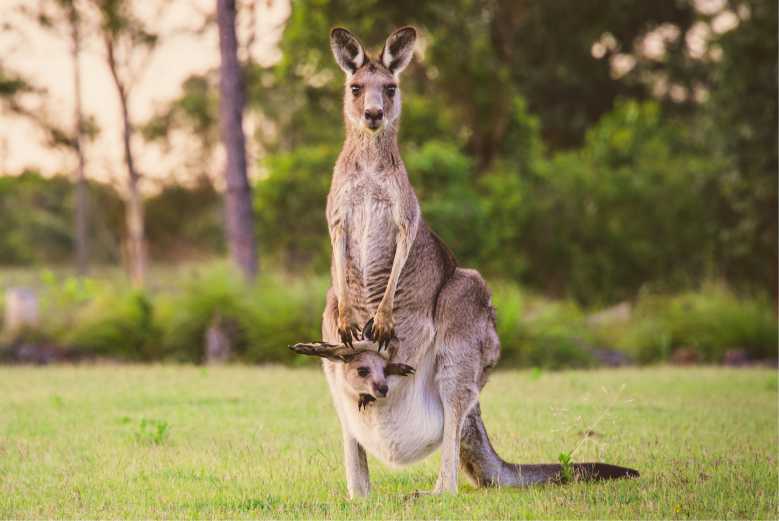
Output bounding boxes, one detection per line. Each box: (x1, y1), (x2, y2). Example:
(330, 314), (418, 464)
(293, 26), (639, 498)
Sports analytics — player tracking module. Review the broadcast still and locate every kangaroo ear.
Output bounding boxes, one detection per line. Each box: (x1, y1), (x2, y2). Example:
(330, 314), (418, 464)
(330, 27), (366, 75)
(380, 26), (416, 75)
(385, 363), (415, 376)
(289, 342), (359, 362)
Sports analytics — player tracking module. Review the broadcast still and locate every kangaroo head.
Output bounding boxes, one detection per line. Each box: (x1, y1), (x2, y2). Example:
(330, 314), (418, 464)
(289, 341), (415, 406)
(330, 26), (417, 134)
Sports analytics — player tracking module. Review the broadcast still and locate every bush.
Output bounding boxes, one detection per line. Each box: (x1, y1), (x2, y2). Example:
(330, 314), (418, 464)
(491, 281), (595, 369)
(515, 100), (724, 304)
(64, 287), (160, 360)
(155, 265), (249, 362)
(612, 285), (778, 363)
(156, 264), (328, 364)
(3, 266), (774, 368)
(405, 141), (490, 267)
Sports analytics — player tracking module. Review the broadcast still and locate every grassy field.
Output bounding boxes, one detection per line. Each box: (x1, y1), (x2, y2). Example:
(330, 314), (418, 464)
(0, 366), (776, 519)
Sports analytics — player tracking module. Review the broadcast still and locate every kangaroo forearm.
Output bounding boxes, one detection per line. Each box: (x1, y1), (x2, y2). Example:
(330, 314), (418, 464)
(378, 230), (412, 314)
(331, 228), (350, 308)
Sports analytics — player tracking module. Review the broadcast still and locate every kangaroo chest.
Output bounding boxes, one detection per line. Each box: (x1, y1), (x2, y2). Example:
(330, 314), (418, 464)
(329, 171), (399, 311)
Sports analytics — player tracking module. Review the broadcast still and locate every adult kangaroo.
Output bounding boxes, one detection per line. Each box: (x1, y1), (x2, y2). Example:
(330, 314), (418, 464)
(295, 26), (638, 498)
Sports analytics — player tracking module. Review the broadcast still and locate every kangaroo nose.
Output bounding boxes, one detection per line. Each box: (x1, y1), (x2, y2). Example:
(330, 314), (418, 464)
(377, 384), (388, 397)
(364, 108), (383, 123)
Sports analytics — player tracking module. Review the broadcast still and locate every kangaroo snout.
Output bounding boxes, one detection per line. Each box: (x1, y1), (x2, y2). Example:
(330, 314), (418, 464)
(364, 108), (383, 128)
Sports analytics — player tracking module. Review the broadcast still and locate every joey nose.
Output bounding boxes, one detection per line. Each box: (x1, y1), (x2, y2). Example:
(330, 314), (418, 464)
(376, 383), (388, 397)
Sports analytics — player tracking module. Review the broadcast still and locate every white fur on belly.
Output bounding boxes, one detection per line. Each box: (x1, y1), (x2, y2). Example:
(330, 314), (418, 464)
(340, 354), (444, 467)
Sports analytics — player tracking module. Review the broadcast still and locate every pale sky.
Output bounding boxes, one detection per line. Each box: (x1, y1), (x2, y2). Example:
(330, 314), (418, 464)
(0, 0), (734, 194)
(0, 0), (290, 192)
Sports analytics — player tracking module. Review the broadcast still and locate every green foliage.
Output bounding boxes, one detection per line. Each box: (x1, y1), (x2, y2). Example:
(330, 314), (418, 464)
(405, 141), (489, 266)
(4, 266), (774, 367)
(0, 171), (123, 265)
(155, 265), (250, 362)
(494, 284), (594, 369)
(706, 0), (778, 294)
(514, 301), (596, 369)
(145, 180), (225, 261)
(254, 146), (336, 270)
(558, 451), (574, 483)
(516, 100), (724, 303)
(64, 287), (159, 360)
(605, 285), (779, 363)
(155, 265), (327, 364)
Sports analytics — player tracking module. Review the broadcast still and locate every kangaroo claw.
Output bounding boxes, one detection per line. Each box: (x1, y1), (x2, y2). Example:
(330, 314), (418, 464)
(363, 317), (374, 342)
(363, 316), (394, 351)
(338, 323), (361, 348)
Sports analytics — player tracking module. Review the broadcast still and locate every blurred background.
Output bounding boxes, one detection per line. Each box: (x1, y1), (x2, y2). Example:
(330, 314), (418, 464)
(0, 0), (776, 368)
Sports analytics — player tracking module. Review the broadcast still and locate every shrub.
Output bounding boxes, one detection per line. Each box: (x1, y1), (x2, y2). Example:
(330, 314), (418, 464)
(154, 264), (329, 364)
(491, 281), (595, 368)
(155, 265), (249, 362)
(241, 274), (328, 365)
(405, 140), (491, 269)
(63, 287), (160, 360)
(614, 285), (778, 363)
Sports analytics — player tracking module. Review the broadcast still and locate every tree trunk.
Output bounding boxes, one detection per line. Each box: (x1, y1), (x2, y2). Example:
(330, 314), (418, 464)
(69, 4), (89, 276)
(105, 34), (147, 288)
(217, 0), (258, 280)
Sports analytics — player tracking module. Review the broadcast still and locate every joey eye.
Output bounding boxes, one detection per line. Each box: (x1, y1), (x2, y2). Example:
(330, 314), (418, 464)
(350, 85), (361, 96)
(357, 367), (370, 378)
(385, 85), (397, 97)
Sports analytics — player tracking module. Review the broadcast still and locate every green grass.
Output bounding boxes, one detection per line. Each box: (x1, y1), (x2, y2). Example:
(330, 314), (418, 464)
(0, 366), (776, 519)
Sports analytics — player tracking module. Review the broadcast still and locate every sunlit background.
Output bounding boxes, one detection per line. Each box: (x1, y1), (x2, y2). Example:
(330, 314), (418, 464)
(0, 0), (776, 367)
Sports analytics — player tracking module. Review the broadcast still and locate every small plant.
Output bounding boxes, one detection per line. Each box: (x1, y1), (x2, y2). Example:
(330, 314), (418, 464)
(557, 384), (628, 483)
(558, 451), (574, 483)
(134, 418), (170, 445)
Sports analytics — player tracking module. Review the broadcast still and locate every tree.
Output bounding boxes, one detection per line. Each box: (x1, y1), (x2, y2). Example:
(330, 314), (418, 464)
(707, 0), (778, 296)
(93, 0), (158, 287)
(3, 0), (97, 275)
(217, 0), (258, 279)
(63, 0), (90, 275)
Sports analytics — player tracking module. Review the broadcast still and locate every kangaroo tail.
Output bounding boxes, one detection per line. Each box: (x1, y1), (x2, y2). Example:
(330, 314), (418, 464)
(460, 403), (639, 487)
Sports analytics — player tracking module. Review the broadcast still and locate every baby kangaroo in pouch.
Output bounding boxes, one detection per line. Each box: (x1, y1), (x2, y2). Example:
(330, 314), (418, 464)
(290, 341), (415, 411)
(291, 26), (639, 498)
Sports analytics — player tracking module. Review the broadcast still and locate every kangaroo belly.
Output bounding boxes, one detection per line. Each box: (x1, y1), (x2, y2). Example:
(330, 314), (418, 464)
(342, 359), (444, 467)
(346, 195), (396, 313)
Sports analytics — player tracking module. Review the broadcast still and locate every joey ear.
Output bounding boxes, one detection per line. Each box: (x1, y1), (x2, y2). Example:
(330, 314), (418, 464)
(380, 26), (417, 75)
(385, 363), (415, 376)
(289, 342), (358, 362)
(330, 27), (366, 75)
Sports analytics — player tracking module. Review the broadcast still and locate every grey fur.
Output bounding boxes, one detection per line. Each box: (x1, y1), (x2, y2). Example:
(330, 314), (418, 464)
(313, 27), (639, 498)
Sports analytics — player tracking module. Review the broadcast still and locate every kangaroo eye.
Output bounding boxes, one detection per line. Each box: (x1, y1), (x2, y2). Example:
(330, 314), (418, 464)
(385, 85), (397, 97)
(357, 367), (370, 377)
(350, 85), (361, 96)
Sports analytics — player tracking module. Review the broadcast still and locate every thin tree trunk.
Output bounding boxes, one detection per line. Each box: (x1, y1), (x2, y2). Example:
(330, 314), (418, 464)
(217, 0), (258, 279)
(69, 3), (89, 276)
(105, 34), (147, 288)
